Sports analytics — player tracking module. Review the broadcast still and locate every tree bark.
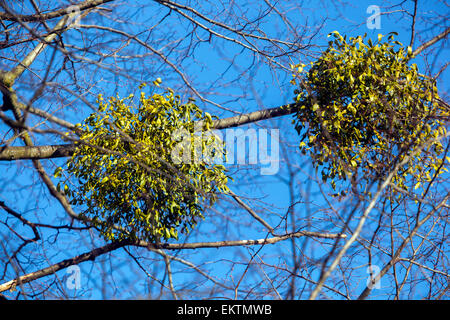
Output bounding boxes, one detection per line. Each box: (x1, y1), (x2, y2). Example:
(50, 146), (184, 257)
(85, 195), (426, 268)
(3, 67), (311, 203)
(0, 102), (299, 161)
(0, 144), (75, 160)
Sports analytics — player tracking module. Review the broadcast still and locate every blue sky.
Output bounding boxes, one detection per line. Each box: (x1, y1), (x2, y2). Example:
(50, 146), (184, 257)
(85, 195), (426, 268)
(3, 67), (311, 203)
(0, 0), (448, 299)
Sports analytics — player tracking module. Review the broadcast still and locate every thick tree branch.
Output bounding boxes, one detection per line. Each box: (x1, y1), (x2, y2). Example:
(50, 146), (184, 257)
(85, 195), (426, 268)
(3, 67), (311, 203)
(139, 231), (347, 250)
(0, 240), (130, 293)
(412, 27), (450, 57)
(0, 144), (75, 160)
(0, 230), (346, 293)
(0, 0), (113, 22)
(0, 103), (299, 160)
(210, 103), (298, 129)
(0, 7), (95, 222)
(0, 13), (79, 87)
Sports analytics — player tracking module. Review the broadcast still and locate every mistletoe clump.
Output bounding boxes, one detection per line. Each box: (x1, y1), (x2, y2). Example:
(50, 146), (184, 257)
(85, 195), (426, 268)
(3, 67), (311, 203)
(291, 31), (448, 192)
(55, 84), (229, 242)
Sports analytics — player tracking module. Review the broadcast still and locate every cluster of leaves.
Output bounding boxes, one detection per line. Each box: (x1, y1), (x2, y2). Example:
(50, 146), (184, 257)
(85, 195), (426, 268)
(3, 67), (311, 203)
(291, 32), (448, 193)
(55, 84), (230, 242)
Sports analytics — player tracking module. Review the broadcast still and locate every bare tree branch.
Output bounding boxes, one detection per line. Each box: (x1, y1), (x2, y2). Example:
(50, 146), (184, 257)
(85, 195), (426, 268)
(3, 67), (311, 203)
(0, 240), (130, 293)
(0, 230), (346, 294)
(412, 27), (450, 57)
(0, 0), (114, 22)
